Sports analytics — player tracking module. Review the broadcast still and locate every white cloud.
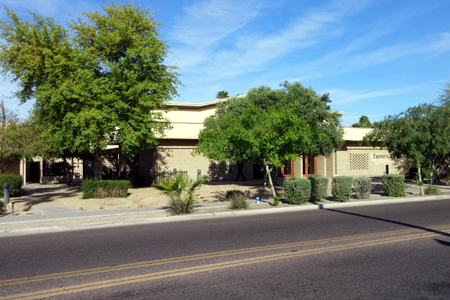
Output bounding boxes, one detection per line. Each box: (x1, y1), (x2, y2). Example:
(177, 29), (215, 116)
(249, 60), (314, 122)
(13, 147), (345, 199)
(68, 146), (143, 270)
(288, 32), (450, 83)
(324, 81), (445, 105)
(169, 0), (372, 79)
(1, 0), (61, 16)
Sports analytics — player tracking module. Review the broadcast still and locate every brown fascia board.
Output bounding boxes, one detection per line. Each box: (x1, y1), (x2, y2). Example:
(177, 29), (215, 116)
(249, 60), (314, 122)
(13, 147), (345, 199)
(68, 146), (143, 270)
(166, 97), (344, 117)
(166, 99), (225, 109)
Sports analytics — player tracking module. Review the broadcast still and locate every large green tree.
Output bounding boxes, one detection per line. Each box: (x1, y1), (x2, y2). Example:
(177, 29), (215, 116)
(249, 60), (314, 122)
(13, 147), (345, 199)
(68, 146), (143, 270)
(196, 81), (343, 197)
(0, 3), (180, 165)
(0, 109), (42, 173)
(363, 103), (450, 193)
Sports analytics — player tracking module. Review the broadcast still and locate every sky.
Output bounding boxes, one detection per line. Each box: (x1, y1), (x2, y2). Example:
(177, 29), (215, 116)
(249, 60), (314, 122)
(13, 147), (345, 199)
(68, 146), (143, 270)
(0, 0), (449, 126)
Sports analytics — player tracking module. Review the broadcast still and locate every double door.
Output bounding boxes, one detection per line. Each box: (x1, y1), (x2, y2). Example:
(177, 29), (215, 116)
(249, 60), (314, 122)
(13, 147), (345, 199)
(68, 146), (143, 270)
(280, 156), (317, 177)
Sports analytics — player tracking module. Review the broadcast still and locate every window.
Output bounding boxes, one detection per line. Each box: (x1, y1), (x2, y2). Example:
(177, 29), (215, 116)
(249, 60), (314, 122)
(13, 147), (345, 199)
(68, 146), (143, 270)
(302, 156), (317, 177)
(280, 160), (294, 177)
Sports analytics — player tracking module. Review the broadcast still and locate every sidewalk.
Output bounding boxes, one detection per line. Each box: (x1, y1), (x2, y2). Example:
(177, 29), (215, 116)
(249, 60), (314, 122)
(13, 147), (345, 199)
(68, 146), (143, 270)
(1, 183), (450, 237)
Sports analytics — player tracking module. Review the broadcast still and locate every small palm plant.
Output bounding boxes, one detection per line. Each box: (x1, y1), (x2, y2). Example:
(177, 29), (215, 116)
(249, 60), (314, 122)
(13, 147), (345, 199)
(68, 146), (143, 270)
(153, 172), (206, 215)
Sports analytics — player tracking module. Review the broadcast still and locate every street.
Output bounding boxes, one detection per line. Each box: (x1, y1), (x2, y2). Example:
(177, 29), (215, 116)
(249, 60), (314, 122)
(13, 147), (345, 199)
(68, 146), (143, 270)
(2, 199), (450, 299)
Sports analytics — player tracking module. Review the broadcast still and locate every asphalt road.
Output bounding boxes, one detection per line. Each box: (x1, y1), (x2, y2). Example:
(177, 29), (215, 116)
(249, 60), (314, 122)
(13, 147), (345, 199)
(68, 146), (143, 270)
(2, 199), (450, 299)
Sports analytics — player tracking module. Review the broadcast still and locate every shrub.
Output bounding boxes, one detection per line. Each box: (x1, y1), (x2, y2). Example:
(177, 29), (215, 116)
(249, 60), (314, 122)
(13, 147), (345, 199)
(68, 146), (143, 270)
(0, 200), (4, 214)
(225, 190), (245, 200)
(273, 195), (280, 206)
(229, 193), (249, 210)
(283, 177), (311, 204)
(82, 179), (131, 199)
(353, 177), (372, 199)
(424, 185), (439, 195)
(0, 174), (23, 197)
(153, 172), (206, 215)
(308, 176), (329, 202)
(332, 176), (353, 202)
(381, 174), (405, 197)
(421, 168), (433, 181)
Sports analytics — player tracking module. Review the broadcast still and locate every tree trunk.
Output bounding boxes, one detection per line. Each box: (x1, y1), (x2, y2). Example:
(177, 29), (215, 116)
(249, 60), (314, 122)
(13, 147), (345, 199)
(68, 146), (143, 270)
(63, 157), (73, 185)
(417, 163), (423, 196)
(93, 151), (102, 179)
(264, 162), (277, 198)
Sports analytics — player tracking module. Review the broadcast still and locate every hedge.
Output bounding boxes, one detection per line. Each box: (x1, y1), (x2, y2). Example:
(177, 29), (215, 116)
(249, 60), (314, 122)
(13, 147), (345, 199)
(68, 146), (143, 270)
(0, 174), (23, 197)
(353, 177), (372, 199)
(308, 176), (329, 202)
(332, 176), (353, 202)
(82, 179), (131, 199)
(381, 174), (405, 197)
(283, 177), (311, 204)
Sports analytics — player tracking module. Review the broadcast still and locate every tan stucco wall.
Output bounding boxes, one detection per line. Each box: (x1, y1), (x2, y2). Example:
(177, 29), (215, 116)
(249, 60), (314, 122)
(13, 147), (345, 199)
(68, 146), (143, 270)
(343, 127), (372, 141)
(136, 139), (253, 183)
(334, 147), (402, 177)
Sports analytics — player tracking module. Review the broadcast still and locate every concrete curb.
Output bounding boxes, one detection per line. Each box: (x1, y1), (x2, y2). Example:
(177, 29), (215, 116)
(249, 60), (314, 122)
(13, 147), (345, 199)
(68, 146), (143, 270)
(1, 194), (449, 237)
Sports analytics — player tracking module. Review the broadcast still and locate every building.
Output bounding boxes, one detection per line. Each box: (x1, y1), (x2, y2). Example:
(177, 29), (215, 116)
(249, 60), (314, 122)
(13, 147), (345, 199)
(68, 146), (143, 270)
(127, 100), (404, 184)
(17, 99), (404, 185)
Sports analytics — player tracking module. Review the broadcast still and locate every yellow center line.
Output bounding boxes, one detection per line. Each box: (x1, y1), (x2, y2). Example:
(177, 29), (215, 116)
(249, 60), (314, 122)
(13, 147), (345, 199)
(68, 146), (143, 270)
(1, 229), (443, 300)
(2, 224), (450, 287)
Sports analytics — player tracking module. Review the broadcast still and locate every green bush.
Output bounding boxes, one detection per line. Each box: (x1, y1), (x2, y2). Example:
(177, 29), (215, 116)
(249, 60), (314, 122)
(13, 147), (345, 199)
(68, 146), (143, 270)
(422, 168), (433, 181)
(283, 177), (311, 204)
(273, 195), (280, 206)
(0, 174), (23, 197)
(381, 174), (405, 197)
(308, 176), (329, 202)
(153, 173), (206, 215)
(225, 190), (245, 200)
(0, 200), (4, 214)
(229, 193), (249, 210)
(82, 179), (131, 199)
(353, 177), (372, 199)
(424, 185), (439, 195)
(332, 176), (353, 202)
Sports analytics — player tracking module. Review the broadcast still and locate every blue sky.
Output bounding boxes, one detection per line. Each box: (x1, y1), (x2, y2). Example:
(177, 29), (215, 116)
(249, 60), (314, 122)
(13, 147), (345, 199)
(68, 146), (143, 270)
(1, 0), (449, 126)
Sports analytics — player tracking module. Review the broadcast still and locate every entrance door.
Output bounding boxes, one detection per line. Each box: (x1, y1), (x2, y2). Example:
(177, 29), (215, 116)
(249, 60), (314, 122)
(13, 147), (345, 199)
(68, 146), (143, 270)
(302, 156), (317, 177)
(280, 160), (294, 177)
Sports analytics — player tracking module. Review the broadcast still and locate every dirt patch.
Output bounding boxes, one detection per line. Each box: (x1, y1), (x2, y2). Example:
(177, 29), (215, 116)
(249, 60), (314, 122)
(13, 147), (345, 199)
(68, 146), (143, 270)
(51, 180), (282, 211)
(2, 201), (39, 217)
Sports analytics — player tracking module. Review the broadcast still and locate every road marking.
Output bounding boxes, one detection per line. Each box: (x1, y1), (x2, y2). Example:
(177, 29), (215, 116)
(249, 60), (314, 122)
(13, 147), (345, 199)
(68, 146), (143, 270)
(2, 224), (450, 288)
(1, 229), (444, 300)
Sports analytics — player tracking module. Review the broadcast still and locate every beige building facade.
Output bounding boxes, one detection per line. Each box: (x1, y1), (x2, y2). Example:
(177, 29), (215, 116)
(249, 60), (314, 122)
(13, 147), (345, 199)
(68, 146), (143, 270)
(14, 99), (404, 185)
(131, 100), (404, 183)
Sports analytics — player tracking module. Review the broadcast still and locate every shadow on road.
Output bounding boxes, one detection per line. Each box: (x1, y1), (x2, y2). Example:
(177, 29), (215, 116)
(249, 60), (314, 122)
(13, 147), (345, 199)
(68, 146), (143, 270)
(322, 208), (450, 240)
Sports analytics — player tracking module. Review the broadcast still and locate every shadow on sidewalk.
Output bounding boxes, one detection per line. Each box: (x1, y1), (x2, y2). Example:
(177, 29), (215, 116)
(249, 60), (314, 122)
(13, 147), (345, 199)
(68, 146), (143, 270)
(13, 184), (82, 206)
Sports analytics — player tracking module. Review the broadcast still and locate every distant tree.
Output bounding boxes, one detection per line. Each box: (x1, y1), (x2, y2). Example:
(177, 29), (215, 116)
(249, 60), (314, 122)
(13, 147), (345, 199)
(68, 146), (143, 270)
(438, 82), (450, 106)
(0, 108), (42, 173)
(216, 90), (229, 99)
(0, 3), (180, 176)
(363, 104), (450, 194)
(197, 81), (343, 197)
(352, 115), (372, 128)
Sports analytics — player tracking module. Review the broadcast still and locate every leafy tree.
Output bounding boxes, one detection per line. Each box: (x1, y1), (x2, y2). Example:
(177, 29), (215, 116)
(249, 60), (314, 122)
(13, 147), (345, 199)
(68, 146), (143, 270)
(0, 109), (42, 173)
(438, 82), (450, 106)
(196, 81), (343, 197)
(0, 3), (180, 171)
(352, 115), (372, 128)
(362, 104), (450, 194)
(216, 90), (229, 99)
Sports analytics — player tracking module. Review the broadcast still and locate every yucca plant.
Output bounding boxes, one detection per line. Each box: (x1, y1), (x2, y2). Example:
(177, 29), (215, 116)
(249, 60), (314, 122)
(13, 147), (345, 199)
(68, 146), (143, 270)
(153, 172), (206, 215)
